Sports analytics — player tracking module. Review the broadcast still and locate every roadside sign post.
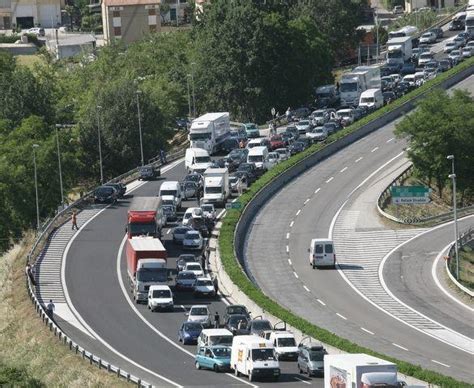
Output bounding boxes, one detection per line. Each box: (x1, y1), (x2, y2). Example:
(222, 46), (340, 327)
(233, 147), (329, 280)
(391, 186), (431, 205)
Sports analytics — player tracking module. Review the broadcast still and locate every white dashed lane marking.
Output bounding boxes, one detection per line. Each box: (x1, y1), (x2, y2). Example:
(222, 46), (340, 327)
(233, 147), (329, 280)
(326, 177), (334, 183)
(304, 198), (310, 205)
(293, 272), (299, 279)
(355, 157), (363, 162)
(432, 360), (450, 368)
(317, 299), (326, 306)
(286, 233), (290, 239)
(289, 221), (294, 227)
(387, 137), (394, 143)
(286, 245), (289, 253)
(303, 285), (310, 292)
(340, 167), (348, 173)
(371, 147), (379, 152)
(288, 259), (292, 265)
(296, 209), (301, 216)
(361, 327), (375, 335)
(392, 343), (409, 351)
(314, 188), (321, 194)
(336, 313), (347, 320)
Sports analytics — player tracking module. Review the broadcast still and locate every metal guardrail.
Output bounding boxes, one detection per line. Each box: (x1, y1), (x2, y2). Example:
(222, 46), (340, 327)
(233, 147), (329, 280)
(446, 226), (474, 296)
(377, 164), (474, 225)
(25, 147), (187, 388)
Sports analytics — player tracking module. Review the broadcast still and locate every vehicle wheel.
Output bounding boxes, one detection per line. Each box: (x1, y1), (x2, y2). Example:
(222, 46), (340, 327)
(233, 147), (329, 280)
(213, 364), (219, 373)
(195, 362), (200, 370)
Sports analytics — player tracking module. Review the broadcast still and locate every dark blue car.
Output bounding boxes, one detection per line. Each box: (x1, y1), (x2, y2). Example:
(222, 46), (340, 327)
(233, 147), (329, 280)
(178, 321), (203, 345)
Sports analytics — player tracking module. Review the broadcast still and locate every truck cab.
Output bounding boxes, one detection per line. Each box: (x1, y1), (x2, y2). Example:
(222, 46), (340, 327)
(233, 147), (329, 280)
(127, 197), (164, 239)
(231, 336), (280, 382)
(159, 181), (182, 210)
(189, 112), (230, 154)
(185, 148), (212, 174)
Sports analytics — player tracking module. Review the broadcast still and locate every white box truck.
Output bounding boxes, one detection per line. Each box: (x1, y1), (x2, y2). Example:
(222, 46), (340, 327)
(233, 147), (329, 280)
(189, 112), (231, 155)
(202, 167), (229, 207)
(231, 335), (280, 382)
(324, 353), (398, 388)
(386, 37), (413, 65)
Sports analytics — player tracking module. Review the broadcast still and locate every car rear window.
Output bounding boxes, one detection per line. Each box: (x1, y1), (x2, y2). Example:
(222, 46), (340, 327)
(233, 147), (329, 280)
(325, 244), (333, 254)
(315, 244), (323, 254)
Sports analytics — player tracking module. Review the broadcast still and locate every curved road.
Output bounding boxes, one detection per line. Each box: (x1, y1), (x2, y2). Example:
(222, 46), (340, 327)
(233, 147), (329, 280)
(244, 75), (474, 383)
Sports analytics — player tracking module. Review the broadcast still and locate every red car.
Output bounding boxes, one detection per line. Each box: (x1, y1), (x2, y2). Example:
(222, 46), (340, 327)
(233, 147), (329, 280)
(269, 135), (285, 150)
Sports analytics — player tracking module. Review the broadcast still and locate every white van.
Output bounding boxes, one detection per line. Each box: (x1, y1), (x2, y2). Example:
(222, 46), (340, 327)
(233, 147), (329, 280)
(185, 148), (212, 174)
(197, 328), (233, 349)
(147, 285), (173, 312)
(246, 138), (267, 149)
(231, 335), (280, 382)
(309, 239), (336, 269)
(158, 181), (182, 210)
(358, 89), (383, 110)
(247, 146), (269, 171)
(266, 331), (299, 361)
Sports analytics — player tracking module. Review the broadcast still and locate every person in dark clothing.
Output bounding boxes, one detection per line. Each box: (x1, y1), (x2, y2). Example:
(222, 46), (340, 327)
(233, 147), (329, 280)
(25, 264), (36, 286)
(71, 210), (78, 230)
(214, 311), (220, 328)
(213, 275), (219, 295)
(46, 299), (55, 321)
(201, 253), (207, 272)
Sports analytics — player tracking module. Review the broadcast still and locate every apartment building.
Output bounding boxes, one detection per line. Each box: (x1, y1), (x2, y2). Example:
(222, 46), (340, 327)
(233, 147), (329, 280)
(405, 0), (455, 12)
(102, 0), (160, 44)
(0, 0), (64, 29)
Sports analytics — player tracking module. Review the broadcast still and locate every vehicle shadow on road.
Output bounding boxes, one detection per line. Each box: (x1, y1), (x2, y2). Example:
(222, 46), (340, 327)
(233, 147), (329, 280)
(336, 263), (364, 270)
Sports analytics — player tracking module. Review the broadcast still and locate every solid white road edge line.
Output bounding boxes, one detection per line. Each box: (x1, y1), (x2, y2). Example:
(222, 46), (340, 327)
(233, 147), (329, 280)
(294, 376), (311, 385)
(431, 241), (474, 312)
(62, 192), (182, 387)
(116, 236), (258, 388)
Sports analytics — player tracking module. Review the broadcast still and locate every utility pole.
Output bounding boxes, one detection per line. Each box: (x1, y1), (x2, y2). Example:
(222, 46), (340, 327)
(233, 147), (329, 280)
(32, 144), (40, 232)
(191, 62), (196, 117)
(136, 90), (144, 167)
(96, 105), (104, 184)
(447, 155), (459, 279)
(55, 124), (65, 206)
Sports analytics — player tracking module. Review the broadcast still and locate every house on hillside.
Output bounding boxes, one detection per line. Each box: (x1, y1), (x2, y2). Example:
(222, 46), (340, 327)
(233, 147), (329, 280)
(0, 0), (64, 29)
(102, 0), (160, 44)
(405, 0), (456, 12)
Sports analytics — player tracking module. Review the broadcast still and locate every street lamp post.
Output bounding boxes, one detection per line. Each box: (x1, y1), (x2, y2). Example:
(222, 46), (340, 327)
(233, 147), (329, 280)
(55, 124), (65, 207)
(32, 144), (40, 232)
(190, 62), (196, 117)
(447, 155), (459, 279)
(186, 74), (192, 119)
(96, 105), (104, 184)
(136, 91), (145, 167)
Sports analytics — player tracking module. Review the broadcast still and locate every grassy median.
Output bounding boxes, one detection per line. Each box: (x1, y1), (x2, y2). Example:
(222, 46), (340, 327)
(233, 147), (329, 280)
(0, 235), (131, 387)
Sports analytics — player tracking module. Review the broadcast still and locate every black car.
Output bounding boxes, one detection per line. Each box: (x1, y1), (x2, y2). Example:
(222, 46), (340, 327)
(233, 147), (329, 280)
(223, 304), (251, 321)
(449, 19), (464, 31)
(291, 107), (311, 121)
(353, 106), (368, 121)
(104, 182), (126, 198)
(285, 125), (299, 140)
(295, 137), (311, 149)
(382, 91), (397, 105)
(210, 158), (226, 169)
(138, 165), (160, 180)
(225, 148), (248, 171)
(235, 167), (256, 185)
(429, 27), (443, 39)
(323, 121), (341, 134)
(288, 141), (305, 155)
(238, 162), (261, 179)
(400, 62), (416, 75)
(220, 138), (240, 153)
(175, 117), (189, 130)
(94, 186), (118, 203)
(247, 319), (273, 337)
(224, 314), (250, 336)
(395, 81), (410, 96)
(385, 62), (402, 74)
(438, 59), (452, 72)
(181, 181), (201, 200)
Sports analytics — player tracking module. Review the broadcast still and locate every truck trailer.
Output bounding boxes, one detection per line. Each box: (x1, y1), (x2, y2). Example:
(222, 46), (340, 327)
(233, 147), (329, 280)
(202, 167), (229, 207)
(324, 353), (398, 388)
(126, 236), (168, 303)
(189, 112), (231, 155)
(127, 197), (165, 239)
(386, 36), (413, 65)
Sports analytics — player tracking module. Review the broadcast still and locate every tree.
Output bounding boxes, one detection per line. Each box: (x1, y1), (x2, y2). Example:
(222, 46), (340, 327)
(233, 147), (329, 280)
(395, 89), (474, 203)
(192, 0), (333, 122)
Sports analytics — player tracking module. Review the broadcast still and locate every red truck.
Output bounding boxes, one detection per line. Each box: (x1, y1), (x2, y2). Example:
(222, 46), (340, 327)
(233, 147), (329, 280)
(127, 197), (165, 239)
(126, 236), (168, 303)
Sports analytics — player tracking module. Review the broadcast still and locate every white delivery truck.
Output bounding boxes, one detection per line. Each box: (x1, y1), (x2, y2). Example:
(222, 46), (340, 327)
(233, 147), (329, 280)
(158, 181), (182, 210)
(247, 146), (270, 172)
(386, 36), (413, 65)
(353, 65), (382, 90)
(466, 11), (474, 38)
(185, 148), (212, 174)
(324, 353), (398, 388)
(231, 335), (280, 382)
(340, 72), (367, 107)
(189, 112), (231, 154)
(202, 168), (229, 207)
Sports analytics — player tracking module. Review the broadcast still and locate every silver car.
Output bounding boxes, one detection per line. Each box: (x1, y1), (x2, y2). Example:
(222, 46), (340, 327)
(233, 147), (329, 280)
(175, 270), (197, 291)
(295, 120), (312, 135)
(172, 226), (193, 244)
(297, 343), (327, 377)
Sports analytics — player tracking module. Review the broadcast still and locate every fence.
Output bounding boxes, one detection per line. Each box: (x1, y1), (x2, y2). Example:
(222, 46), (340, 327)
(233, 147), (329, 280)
(25, 146), (187, 387)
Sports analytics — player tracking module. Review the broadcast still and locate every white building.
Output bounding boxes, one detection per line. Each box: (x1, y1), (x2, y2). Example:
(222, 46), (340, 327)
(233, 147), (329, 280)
(405, 0), (456, 13)
(0, 0), (64, 29)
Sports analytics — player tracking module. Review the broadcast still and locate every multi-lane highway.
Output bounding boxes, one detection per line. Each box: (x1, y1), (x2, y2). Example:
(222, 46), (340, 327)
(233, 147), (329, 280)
(244, 75), (474, 383)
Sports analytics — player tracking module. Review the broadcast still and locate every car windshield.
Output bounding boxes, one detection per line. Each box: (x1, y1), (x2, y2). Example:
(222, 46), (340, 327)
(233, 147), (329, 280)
(276, 149), (286, 155)
(129, 222), (156, 236)
(136, 268), (167, 282)
(96, 187), (114, 196)
(229, 177), (238, 184)
(309, 350), (326, 361)
(210, 335), (233, 346)
(252, 348), (275, 361)
(190, 307), (208, 316)
(195, 156), (210, 163)
(245, 124), (257, 130)
(152, 289), (171, 298)
(340, 82), (357, 92)
(298, 121), (309, 126)
(178, 272), (196, 280)
(277, 337), (296, 347)
(206, 187), (222, 194)
(361, 97), (374, 103)
(185, 174), (200, 182)
(248, 155), (263, 162)
(251, 320), (272, 330)
(185, 232), (200, 239)
(229, 316), (248, 325)
(213, 347), (231, 358)
(175, 227), (189, 234)
(201, 205), (213, 212)
(227, 306), (246, 315)
(196, 280), (213, 287)
(187, 264), (201, 271)
(139, 167), (152, 173)
(189, 132), (211, 141)
(184, 322), (202, 331)
(313, 129), (324, 134)
(160, 190), (177, 196)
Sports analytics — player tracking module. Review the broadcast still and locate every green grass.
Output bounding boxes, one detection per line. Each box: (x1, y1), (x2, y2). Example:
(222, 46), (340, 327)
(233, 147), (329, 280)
(456, 243), (474, 290)
(218, 57), (474, 387)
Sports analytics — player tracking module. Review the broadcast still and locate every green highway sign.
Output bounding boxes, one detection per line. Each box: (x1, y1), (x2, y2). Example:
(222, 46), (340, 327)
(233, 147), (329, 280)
(231, 202), (242, 209)
(391, 186), (431, 204)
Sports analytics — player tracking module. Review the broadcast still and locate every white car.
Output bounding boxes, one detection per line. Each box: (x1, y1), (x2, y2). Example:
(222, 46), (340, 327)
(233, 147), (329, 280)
(275, 148), (290, 161)
(182, 207), (202, 226)
(336, 109), (354, 126)
(184, 262), (204, 277)
(147, 285), (174, 312)
(449, 50), (462, 65)
(187, 305), (211, 327)
(193, 276), (216, 297)
(418, 52), (433, 66)
(402, 74), (416, 87)
(306, 127), (328, 142)
(419, 31), (436, 44)
(462, 47), (473, 58)
(444, 41), (458, 53)
(295, 120), (311, 135)
(183, 230), (203, 250)
(311, 110), (329, 126)
(267, 152), (280, 169)
(200, 204), (216, 220)
(27, 27), (45, 36)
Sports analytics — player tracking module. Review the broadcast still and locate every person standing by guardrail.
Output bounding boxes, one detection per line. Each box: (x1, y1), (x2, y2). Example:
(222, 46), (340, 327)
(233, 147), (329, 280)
(71, 210), (78, 231)
(46, 299), (55, 321)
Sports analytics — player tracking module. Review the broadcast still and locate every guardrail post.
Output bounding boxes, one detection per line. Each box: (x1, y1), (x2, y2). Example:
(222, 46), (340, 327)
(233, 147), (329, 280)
(137, 379), (141, 386)
(117, 368), (120, 377)
(98, 358), (101, 369)
(89, 355), (93, 365)
(127, 373), (130, 382)
(82, 349), (85, 359)
(107, 364), (111, 372)
(69, 339), (72, 349)
(75, 344), (79, 354)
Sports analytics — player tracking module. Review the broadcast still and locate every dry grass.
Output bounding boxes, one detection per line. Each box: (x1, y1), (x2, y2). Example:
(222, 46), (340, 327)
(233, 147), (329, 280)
(458, 243), (474, 290)
(0, 234), (131, 387)
(15, 55), (45, 68)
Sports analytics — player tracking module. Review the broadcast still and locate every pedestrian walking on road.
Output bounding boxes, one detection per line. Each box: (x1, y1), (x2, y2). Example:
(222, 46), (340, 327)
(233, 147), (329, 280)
(46, 299), (55, 321)
(71, 210), (78, 231)
(214, 311), (220, 328)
